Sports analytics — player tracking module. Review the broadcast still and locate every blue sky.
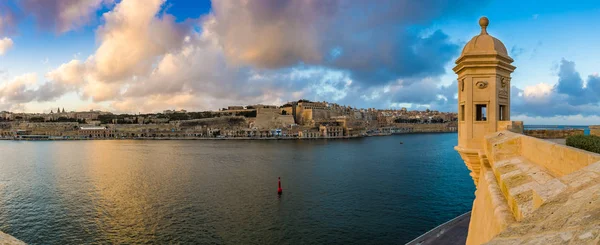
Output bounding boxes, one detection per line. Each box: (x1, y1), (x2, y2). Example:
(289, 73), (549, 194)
(0, 0), (599, 125)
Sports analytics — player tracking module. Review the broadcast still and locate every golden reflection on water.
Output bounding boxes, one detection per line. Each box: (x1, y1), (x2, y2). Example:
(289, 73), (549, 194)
(0, 135), (473, 244)
(84, 140), (191, 244)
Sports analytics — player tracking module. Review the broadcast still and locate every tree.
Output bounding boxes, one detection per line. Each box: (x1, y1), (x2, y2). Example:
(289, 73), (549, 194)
(29, 117), (45, 122)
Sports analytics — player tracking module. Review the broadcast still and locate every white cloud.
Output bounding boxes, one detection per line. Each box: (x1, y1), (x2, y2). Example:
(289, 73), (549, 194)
(0, 37), (13, 55)
(0, 73), (38, 103)
(0, 0), (486, 114)
(523, 83), (552, 98)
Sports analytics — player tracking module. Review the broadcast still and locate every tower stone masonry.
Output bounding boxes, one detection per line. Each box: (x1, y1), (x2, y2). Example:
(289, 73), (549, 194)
(453, 17), (516, 186)
(452, 17), (600, 245)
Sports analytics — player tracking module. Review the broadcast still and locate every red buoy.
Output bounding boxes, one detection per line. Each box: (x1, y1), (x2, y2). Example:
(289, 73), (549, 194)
(277, 177), (283, 195)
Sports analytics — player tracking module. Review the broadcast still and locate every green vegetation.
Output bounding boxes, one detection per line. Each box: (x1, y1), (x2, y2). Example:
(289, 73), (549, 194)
(98, 114), (142, 124)
(566, 135), (600, 154)
(29, 117), (45, 122)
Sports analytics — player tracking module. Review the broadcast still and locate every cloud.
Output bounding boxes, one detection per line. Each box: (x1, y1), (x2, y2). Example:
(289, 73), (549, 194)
(511, 59), (600, 117)
(92, 0), (189, 82)
(46, 60), (86, 86)
(209, 0), (474, 86)
(0, 73), (38, 104)
(510, 46), (525, 59)
(0, 0), (113, 34)
(0, 3), (18, 35)
(2, 0), (490, 113)
(0, 37), (13, 55)
(18, 0), (114, 33)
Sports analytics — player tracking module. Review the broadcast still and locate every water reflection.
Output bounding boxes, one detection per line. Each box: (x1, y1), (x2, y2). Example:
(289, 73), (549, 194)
(0, 135), (474, 244)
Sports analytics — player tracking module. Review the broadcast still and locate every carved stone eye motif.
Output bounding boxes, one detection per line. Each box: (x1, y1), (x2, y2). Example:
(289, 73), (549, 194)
(475, 81), (488, 89)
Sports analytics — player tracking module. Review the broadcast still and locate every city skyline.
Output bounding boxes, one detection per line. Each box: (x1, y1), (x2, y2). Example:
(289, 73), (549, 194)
(1, 0), (600, 125)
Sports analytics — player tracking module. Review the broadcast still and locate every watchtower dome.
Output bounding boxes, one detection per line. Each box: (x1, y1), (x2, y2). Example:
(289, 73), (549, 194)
(453, 17), (516, 185)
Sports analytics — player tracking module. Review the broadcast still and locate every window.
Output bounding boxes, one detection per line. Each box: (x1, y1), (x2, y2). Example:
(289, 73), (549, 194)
(460, 104), (465, 121)
(499, 105), (507, 121)
(476, 104), (487, 121)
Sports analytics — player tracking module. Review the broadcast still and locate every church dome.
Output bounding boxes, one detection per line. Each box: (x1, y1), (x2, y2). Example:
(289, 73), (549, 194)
(461, 17), (509, 57)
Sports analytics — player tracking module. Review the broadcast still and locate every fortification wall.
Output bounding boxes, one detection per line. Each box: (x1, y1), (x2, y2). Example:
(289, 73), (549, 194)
(524, 129), (584, 139)
(392, 123), (456, 132)
(520, 134), (600, 177)
(467, 162), (515, 245)
(590, 125), (600, 136)
(282, 107), (293, 117)
(464, 131), (600, 244)
(255, 108), (294, 129)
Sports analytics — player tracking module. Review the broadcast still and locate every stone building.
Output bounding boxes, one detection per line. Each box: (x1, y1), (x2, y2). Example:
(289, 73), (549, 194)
(319, 124), (344, 138)
(79, 126), (114, 139)
(454, 16), (516, 185)
(253, 107), (294, 130)
(450, 17), (600, 245)
(298, 129), (321, 138)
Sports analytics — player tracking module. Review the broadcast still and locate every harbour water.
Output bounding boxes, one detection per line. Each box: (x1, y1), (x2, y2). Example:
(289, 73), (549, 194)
(0, 133), (474, 244)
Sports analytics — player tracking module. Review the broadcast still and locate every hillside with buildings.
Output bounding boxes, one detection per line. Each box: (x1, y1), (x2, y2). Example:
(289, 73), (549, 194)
(0, 101), (457, 140)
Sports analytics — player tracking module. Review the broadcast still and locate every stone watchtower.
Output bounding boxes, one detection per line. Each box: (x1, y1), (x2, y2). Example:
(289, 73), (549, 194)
(453, 17), (516, 185)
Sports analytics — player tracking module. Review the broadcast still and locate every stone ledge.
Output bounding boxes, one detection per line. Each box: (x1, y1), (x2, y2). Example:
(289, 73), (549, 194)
(0, 231), (25, 245)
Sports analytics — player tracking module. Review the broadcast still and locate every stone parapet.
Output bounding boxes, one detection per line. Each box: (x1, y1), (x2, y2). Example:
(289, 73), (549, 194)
(497, 121), (523, 134)
(590, 125), (600, 136)
(0, 231), (25, 244)
(465, 130), (600, 244)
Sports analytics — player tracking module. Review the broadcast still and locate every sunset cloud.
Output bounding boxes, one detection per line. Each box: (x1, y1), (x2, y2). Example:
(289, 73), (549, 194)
(0, 73), (38, 104)
(512, 59), (600, 117)
(0, 37), (13, 55)
(209, 0), (468, 86)
(0, 0), (492, 114)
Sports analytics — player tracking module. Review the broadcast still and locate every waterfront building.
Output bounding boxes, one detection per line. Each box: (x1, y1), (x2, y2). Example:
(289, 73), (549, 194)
(298, 129), (321, 138)
(79, 126), (114, 139)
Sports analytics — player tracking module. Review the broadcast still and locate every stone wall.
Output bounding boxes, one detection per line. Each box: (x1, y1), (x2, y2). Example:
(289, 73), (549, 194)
(0, 231), (25, 244)
(464, 130), (600, 244)
(254, 107), (294, 130)
(524, 129), (584, 139)
(590, 125), (600, 136)
(392, 123), (456, 133)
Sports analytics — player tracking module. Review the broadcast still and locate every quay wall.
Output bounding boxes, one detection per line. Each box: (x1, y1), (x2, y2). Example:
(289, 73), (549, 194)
(390, 123), (457, 134)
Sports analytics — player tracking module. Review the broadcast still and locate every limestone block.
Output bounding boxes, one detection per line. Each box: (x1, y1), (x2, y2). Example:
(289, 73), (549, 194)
(531, 179), (567, 209)
(485, 238), (524, 245)
(0, 232), (25, 245)
(522, 231), (574, 244)
(525, 166), (555, 184)
(582, 161), (600, 174)
(572, 224), (600, 244)
(560, 170), (599, 189)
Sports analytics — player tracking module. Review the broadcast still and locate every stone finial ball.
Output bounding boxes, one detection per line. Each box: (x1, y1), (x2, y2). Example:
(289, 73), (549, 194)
(479, 17), (489, 27)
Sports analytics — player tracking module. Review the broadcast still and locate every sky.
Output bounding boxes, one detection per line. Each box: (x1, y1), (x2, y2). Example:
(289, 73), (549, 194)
(0, 0), (600, 125)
